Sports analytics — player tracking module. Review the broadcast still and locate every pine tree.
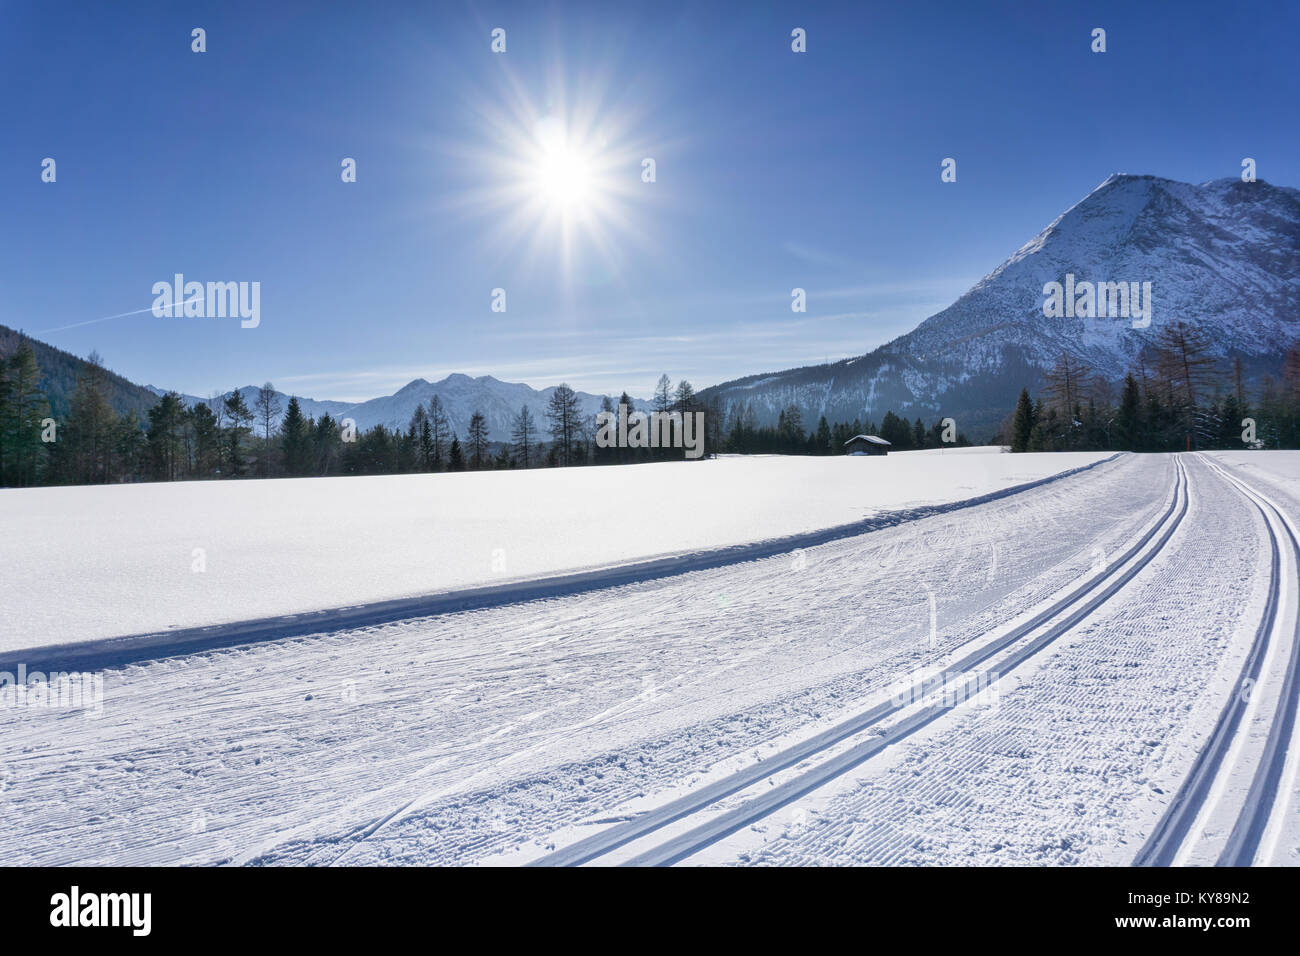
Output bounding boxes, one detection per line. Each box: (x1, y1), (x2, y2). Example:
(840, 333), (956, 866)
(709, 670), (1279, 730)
(1219, 393), (1245, 448)
(1258, 375), (1282, 448)
(467, 410), (489, 469)
(313, 413), (341, 475)
(280, 397), (311, 476)
(616, 392), (636, 462)
(1011, 388), (1034, 452)
(880, 410), (909, 449)
(223, 390), (253, 477)
(511, 404), (536, 468)
(593, 395), (621, 464)
(0, 348), (11, 482)
(208, 393), (228, 474)
(254, 383), (282, 476)
(653, 374), (673, 414)
(113, 411), (146, 481)
(546, 384), (581, 466)
(1117, 374), (1142, 451)
(816, 415), (832, 454)
(396, 425), (418, 473)
(779, 404), (804, 446)
(146, 391), (187, 481)
(357, 425), (396, 473)
(418, 417), (434, 471)
(705, 394), (723, 457)
(3, 342), (50, 486)
(448, 435), (464, 471)
(428, 395), (450, 470)
(407, 404), (433, 471)
(191, 402), (221, 477)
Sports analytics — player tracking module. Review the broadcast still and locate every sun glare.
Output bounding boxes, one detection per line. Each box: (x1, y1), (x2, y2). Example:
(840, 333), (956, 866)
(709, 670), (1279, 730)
(535, 139), (594, 213)
(449, 76), (661, 286)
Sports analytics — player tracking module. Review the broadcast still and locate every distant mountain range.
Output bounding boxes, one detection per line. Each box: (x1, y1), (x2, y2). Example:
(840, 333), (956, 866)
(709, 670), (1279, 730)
(699, 174), (1300, 437)
(1, 324), (650, 444)
(150, 377), (652, 444)
(10, 173), (1297, 445)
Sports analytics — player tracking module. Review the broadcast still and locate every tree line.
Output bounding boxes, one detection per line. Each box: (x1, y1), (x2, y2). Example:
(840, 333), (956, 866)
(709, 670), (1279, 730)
(1, 350), (978, 487)
(721, 400), (972, 455)
(1004, 320), (1300, 453)
(0, 359), (720, 485)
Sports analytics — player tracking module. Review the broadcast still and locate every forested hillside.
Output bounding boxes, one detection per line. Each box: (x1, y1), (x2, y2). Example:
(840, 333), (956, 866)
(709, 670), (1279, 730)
(0, 325), (161, 420)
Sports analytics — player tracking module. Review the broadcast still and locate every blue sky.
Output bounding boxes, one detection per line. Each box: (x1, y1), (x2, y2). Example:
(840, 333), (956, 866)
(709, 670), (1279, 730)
(3, 0), (1297, 401)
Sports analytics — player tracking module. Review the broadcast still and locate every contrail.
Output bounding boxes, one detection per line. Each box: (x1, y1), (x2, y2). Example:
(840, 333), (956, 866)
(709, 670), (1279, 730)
(33, 296), (207, 336)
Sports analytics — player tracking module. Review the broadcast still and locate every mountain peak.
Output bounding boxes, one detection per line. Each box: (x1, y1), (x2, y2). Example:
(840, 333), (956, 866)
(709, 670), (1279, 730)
(702, 172), (1300, 439)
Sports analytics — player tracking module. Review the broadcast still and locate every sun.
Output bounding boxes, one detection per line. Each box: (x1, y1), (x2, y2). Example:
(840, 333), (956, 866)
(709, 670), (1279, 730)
(530, 117), (600, 217)
(535, 139), (594, 213)
(444, 75), (665, 287)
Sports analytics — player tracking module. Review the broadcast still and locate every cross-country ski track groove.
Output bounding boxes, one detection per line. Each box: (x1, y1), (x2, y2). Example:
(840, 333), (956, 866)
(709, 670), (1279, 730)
(12, 453), (1293, 867)
(1135, 455), (1300, 867)
(524, 456), (1190, 866)
(305, 456), (1179, 867)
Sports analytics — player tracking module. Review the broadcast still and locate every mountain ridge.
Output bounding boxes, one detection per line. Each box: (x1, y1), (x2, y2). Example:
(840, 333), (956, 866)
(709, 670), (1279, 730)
(699, 173), (1300, 437)
(12, 173), (1297, 445)
(146, 375), (651, 443)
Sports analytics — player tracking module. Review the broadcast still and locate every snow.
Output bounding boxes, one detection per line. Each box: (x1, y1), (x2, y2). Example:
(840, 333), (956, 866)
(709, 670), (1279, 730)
(0, 448), (1110, 652)
(1203, 450), (1300, 494)
(2, 452), (1299, 867)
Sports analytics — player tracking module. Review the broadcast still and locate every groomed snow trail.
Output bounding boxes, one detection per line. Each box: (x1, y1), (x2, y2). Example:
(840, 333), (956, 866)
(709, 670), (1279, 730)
(529, 458), (1190, 866)
(0, 453), (1289, 866)
(683, 454), (1272, 866)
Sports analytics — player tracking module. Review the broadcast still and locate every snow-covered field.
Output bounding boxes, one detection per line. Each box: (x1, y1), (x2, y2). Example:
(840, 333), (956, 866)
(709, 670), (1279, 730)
(2, 450), (1298, 868)
(0, 448), (1108, 650)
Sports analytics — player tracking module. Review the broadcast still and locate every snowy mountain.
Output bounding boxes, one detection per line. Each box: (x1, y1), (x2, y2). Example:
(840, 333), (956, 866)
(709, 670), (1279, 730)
(147, 384), (355, 428)
(327, 374), (650, 443)
(156, 376), (650, 443)
(700, 174), (1300, 437)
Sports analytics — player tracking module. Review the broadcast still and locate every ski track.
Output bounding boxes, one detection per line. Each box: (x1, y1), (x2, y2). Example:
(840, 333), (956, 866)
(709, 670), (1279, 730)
(700, 455), (1268, 866)
(0, 452), (1291, 866)
(528, 458), (1189, 866)
(1130, 456), (1285, 867)
(1195, 455), (1300, 867)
